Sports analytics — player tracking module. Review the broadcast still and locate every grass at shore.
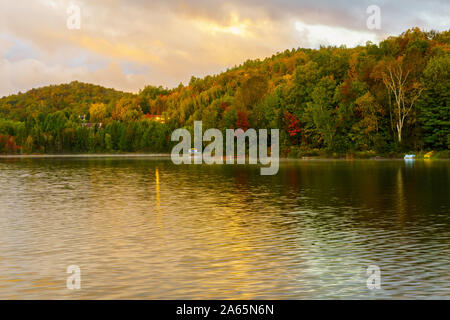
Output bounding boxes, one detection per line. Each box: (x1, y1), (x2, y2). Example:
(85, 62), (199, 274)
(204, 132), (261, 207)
(286, 147), (450, 160)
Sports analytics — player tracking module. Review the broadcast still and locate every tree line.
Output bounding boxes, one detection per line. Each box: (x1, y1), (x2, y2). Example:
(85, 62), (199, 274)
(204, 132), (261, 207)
(0, 28), (448, 157)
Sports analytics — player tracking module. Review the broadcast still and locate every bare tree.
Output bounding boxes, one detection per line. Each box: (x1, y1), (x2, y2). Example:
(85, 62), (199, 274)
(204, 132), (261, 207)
(381, 59), (423, 143)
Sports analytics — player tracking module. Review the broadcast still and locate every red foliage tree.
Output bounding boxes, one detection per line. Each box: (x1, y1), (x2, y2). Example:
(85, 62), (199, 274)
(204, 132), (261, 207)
(235, 111), (250, 131)
(0, 135), (18, 154)
(285, 112), (302, 144)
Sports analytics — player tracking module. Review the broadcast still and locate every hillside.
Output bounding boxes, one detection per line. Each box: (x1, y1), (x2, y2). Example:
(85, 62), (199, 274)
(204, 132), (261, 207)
(0, 28), (449, 156)
(0, 82), (134, 121)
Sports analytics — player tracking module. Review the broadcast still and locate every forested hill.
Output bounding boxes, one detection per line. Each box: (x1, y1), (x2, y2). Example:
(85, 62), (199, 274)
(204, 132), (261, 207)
(0, 82), (133, 121)
(0, 28), (449, 156)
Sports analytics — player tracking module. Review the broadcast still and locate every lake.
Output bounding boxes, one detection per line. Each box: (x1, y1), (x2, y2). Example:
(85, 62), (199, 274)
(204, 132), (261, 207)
(0, 156), (449, 299)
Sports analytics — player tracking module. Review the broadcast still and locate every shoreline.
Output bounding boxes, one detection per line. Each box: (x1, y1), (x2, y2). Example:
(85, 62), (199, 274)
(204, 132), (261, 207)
(0, 153), (449, 161)
(0, 153), (171, 159)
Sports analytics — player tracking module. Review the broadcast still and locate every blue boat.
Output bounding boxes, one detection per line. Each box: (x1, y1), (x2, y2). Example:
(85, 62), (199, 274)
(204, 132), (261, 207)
(188, 148), (201, 156)
(404, 154), (416, 160)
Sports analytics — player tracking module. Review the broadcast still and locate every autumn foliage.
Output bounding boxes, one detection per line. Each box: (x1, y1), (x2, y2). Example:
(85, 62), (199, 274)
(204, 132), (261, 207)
(235, 111), (250, 131)
(0, 28), (448, 155)
(285, 112), (301, 143)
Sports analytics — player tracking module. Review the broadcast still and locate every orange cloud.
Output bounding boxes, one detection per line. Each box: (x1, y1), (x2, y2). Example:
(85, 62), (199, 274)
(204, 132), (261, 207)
(75, 35), (162, 65)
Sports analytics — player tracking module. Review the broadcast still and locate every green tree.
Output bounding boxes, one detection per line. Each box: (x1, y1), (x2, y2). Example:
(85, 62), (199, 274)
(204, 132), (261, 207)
(306, 76), (338, 149)
(417, 54), (450, 149)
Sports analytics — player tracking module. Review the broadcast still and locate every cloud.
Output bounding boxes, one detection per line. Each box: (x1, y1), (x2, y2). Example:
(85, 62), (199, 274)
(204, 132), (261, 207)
(294, 21), (379, 48)
(0, 58), (150, 97)
(0, 0), (448, 96)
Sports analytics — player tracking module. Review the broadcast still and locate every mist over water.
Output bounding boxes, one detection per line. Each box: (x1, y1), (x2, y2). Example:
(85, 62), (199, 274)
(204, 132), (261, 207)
(0, 157), (449, 299)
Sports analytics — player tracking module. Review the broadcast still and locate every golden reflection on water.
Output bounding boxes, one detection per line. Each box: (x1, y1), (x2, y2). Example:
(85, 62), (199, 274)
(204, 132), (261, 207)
(396, 166), (406, 222)
(0, 158), (449, 299)
(155, 167), (163, 228)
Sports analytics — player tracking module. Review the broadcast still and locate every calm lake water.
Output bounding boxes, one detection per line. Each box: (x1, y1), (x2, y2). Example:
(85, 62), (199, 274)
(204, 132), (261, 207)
(0, 156), (449, 299)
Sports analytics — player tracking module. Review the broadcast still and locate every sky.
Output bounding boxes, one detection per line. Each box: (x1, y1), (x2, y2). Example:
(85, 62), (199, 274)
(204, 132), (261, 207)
(0, 0), (448, 97)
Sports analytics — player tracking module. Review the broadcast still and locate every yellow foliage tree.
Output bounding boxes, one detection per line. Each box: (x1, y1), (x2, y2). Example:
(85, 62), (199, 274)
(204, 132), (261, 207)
(89, 103), (107, 123)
